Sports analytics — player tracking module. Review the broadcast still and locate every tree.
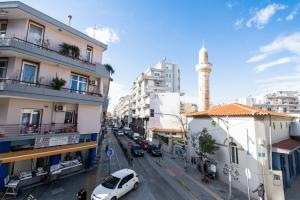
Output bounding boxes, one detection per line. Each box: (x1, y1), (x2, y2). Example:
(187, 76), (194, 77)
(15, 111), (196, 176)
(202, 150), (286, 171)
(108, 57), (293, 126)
(191, 128), (219, 182)
(104, 64), (115, 96)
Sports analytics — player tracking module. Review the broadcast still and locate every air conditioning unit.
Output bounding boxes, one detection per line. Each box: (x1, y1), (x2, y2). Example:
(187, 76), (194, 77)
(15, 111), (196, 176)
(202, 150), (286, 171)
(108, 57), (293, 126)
(89, 80), (98, 86)
(55, 104), (66, 112)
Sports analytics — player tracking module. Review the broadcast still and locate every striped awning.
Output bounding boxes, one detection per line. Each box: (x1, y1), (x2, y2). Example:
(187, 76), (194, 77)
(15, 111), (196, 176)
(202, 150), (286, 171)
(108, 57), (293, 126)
(0, 142), (96, 163)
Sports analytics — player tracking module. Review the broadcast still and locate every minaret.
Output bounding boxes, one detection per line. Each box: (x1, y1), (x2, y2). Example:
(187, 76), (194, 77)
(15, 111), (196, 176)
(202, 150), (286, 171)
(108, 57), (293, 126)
(196, 43), (212, 111)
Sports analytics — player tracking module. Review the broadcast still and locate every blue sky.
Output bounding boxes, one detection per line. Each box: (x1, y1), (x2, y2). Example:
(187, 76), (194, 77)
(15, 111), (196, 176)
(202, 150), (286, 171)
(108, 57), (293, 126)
(17, 0), (300, 110)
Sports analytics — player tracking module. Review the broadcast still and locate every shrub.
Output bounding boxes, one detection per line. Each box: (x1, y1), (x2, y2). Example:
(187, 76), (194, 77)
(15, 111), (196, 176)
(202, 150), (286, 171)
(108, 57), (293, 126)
(50, 76), (66, 90)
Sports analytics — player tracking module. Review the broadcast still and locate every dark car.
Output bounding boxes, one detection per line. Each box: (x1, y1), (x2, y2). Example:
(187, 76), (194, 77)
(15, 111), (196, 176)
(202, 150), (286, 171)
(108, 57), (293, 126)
(131, 145), (144, 157)
(139, 140), (150, 150)
(147, 145), (162, 157)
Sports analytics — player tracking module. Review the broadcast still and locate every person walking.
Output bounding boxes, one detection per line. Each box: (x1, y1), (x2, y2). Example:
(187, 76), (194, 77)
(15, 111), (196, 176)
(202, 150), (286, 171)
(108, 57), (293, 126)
(77, 188), (87, 200)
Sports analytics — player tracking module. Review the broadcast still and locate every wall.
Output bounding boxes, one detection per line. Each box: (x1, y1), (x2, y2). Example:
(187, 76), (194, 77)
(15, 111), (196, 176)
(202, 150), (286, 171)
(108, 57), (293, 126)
(188, 116), (264, 199)
(6, 19), (28, 39)
(148, 92), (181, 130)
(77, 104), (102, 134)
(0, 98), (9, 124)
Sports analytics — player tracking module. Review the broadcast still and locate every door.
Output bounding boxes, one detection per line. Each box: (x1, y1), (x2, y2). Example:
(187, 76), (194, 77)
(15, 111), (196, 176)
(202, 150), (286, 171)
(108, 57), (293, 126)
(0, 58), (8, 80)
(280, 155), (287, 190)
(27, 21), (44, 45)
(20, 109), (42, 134)
(21, 61), (38, 83)
(117, 174), (134, 198)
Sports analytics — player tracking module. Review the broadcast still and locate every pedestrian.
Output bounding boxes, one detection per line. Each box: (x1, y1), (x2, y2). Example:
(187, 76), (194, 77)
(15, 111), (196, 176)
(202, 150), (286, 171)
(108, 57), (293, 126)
(252, 183), (265, 200)
(77, 188), (87, 200)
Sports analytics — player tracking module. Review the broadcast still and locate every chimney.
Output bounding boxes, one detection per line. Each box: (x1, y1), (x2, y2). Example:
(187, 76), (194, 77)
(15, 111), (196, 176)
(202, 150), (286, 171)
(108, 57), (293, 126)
(68, 15), (72, 26)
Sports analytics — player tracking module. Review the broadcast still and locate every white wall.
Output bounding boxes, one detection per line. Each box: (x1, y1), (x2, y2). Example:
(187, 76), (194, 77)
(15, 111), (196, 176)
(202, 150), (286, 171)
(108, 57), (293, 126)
(148, 92), (181, 130)
(77, 104), (102, 134)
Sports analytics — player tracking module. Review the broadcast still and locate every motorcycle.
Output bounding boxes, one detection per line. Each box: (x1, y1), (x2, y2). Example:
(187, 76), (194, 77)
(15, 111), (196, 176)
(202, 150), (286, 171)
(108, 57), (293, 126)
(197, 157), (217, 180)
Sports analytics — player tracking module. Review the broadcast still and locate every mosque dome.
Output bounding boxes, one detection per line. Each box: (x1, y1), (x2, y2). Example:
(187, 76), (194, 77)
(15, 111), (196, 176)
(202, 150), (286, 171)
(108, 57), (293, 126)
(199, 47), (208, 64)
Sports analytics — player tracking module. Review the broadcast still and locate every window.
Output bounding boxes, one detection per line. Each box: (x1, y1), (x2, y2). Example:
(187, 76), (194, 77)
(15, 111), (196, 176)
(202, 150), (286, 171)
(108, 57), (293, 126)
(280, 122), (283, 129)
(20, 109), (42, 134)
(21, 61), (38, 83)
(86, 46), (93, 63)
(64, 111), (74, 124)
(27, 21), (44, 45)
(153, 72), (160, 77)
(70, 74), (88, 93)
(273, 122), (276, 130)
(230, 143), (238, 164)
(118, 174), (134, 188)
(0, 58), (8, 79)
(0, 20), (7, 35)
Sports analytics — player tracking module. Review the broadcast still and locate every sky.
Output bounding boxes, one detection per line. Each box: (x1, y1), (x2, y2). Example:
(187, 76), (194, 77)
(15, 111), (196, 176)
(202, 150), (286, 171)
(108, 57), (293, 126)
(12, 0), (300, 111)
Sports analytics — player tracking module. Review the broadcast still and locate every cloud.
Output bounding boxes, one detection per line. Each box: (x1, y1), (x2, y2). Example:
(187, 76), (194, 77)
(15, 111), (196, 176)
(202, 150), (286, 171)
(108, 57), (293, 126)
(107, 82), (131, 112)
(226, 1), (236, 9)
(286, 3), (300, 21)
(257, 79), (300, 93)
(86, 26), (120, 44)
(246, 3), (287, 29)
(254, 57), (294, 73)
(248, 32), (300, 64)
(256, 73), (300, 84)
(234, 18), (244, 29)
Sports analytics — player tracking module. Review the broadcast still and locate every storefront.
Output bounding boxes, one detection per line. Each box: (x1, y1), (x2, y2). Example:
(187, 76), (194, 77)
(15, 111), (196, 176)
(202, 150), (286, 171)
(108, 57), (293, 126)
(0, 141), (97, 194)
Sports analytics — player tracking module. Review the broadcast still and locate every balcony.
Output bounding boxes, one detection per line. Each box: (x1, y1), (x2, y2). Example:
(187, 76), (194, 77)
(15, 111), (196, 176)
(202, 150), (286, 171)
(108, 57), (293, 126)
(0, 37), (109, 78)
(0, 123), (78, 142)
(0, 79), (108, 105)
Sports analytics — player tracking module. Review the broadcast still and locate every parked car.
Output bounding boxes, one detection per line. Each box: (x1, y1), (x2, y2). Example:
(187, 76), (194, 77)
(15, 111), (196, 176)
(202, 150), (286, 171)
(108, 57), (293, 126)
(131, 145), (144, 157)
(139, 140), (150, 150)
(91, 168), (139, 200)
(147, 144), (162, 157)
(117, 130), (124, 136)
(127, 130), (134, 139)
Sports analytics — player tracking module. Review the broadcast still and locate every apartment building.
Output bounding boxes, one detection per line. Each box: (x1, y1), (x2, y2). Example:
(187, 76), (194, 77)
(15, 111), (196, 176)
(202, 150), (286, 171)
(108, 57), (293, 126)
(114, 95), (132, 126)
(0, 1), (110, 192)
(236, 91), (300, 118)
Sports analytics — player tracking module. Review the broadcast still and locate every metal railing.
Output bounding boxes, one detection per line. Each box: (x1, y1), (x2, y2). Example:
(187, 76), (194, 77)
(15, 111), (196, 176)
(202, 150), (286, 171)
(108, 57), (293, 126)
(0, 37), (96, 65)
(0, 78), (103, 97)
(0, 123), (78, 138)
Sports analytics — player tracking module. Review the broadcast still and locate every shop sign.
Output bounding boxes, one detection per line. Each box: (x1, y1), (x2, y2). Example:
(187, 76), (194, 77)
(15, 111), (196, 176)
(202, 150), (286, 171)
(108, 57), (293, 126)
(34, 135), (80, 148)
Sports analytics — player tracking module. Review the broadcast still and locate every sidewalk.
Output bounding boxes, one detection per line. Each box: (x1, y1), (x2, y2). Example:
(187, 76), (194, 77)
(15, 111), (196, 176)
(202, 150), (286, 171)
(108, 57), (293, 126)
(154, 152), (248, 200)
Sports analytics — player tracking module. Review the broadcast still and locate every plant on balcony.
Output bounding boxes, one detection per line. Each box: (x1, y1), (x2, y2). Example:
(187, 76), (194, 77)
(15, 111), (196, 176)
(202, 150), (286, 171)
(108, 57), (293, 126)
(104, 63), (115, 95)
(50, 76), (66, 90)
(59, 42), (80, 58)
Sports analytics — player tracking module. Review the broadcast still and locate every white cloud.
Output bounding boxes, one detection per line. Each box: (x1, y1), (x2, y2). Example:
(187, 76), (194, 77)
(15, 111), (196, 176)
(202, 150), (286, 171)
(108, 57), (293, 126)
(226, 1), (235, 9)
(246, 3), (287, 29)
(257, 80), (300, 93)
(108, 82), (131, 112)
(254, 57), (294, 73)
(256, 73), (300, 84)
(286, 3), (300, 21)
(234, 18), (244, 29)
(86, 26), (120, 45)
(247, 53), (269, 63)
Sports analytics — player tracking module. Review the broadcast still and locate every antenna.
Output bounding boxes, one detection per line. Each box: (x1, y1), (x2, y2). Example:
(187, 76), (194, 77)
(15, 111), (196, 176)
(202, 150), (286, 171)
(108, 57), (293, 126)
(68, 15), (72, 26)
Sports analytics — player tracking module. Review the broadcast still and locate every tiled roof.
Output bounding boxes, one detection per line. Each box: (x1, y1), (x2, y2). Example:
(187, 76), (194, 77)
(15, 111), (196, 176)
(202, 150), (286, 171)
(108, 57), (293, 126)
(150, 128), (183, 133)
(186, 103), (294, 119)
(273, 139), (300, 154)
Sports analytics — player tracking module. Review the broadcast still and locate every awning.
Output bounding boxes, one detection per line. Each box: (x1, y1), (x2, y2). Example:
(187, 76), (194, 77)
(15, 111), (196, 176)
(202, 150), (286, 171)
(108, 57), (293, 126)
(273, 139), (300, 154)
(150, 128), (183, 133)
(0, 141), (97, 163)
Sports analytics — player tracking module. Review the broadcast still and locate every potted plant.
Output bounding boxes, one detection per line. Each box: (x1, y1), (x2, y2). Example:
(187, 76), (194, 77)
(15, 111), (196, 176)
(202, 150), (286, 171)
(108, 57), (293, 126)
(59, 42), (80, 58)
(50, 76), (66, 90)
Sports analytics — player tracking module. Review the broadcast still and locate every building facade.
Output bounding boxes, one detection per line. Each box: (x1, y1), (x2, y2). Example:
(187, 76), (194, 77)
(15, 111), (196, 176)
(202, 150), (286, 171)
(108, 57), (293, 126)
(236, 91), (300, 118)
(187, 103), (298, 200)
(0, 1), (110, 192)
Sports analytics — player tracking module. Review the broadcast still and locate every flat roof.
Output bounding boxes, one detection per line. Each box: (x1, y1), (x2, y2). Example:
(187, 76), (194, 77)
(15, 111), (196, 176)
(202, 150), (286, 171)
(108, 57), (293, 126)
(0, 1), (107, 49)
(273, 139), (300, 154)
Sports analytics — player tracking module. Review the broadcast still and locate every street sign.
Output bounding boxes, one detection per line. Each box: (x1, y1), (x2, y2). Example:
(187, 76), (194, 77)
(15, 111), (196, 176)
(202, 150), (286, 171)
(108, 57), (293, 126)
(258, 152), (266, 158)
(106, 148), (114, 157)
(211, 120), (217, 127)
(245, 168), (251, 179)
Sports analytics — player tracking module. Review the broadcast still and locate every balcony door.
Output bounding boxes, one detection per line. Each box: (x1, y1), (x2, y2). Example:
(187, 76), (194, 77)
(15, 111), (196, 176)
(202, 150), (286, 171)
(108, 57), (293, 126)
(27, 21), (44, 46)
(20, 109), (42, 134)
(21, 61), (38, 83)
(70, 74), (88, 94)
(0, 58), (8, 80)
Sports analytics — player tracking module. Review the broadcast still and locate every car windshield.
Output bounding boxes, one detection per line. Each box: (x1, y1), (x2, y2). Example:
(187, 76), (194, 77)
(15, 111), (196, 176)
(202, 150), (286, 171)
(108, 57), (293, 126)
(102, 175), (120, 189)
(152, 146), (159, 150)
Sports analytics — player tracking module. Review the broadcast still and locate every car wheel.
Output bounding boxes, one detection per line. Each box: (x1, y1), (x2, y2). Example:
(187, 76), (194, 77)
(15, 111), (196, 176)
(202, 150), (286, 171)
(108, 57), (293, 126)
(133, 182), (139, 190)
(111, 197), (117, 200)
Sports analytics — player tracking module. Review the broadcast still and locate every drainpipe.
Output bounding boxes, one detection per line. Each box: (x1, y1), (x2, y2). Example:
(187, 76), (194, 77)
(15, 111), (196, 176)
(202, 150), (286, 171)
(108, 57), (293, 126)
(269, 114), (273, 170)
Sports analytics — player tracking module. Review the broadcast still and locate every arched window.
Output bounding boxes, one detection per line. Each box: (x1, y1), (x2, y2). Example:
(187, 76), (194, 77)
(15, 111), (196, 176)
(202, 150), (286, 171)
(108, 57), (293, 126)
(230, 142), (239, 164)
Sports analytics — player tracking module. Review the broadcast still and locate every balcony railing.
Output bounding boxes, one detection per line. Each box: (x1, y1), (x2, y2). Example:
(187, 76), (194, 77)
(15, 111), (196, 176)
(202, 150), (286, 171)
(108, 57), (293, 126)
(0, 123), (77, 138)
(0, 37), (96, 65)
(0, 79), (103, 97)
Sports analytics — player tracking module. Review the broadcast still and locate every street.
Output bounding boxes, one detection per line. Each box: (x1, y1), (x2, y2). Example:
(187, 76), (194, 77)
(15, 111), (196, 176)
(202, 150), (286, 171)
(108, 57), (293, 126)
(8, 131), (199, 200)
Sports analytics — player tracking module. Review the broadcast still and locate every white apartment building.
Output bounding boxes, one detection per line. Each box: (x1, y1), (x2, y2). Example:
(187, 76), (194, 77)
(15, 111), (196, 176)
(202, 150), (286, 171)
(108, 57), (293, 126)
(131, 59), (180, 118)
(236, 91), (300, 118)
(0, 1), (110, 193)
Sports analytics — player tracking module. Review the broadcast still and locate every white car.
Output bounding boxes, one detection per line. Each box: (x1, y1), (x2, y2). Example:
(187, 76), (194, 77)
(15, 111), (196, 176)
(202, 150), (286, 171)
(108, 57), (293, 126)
(117, 131), (124, 136)
(91, 169), (139, 200)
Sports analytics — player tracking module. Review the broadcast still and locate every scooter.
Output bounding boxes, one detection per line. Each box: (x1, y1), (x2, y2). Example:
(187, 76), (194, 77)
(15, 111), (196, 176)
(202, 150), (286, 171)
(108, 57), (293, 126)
(197, 158), (217, 180)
